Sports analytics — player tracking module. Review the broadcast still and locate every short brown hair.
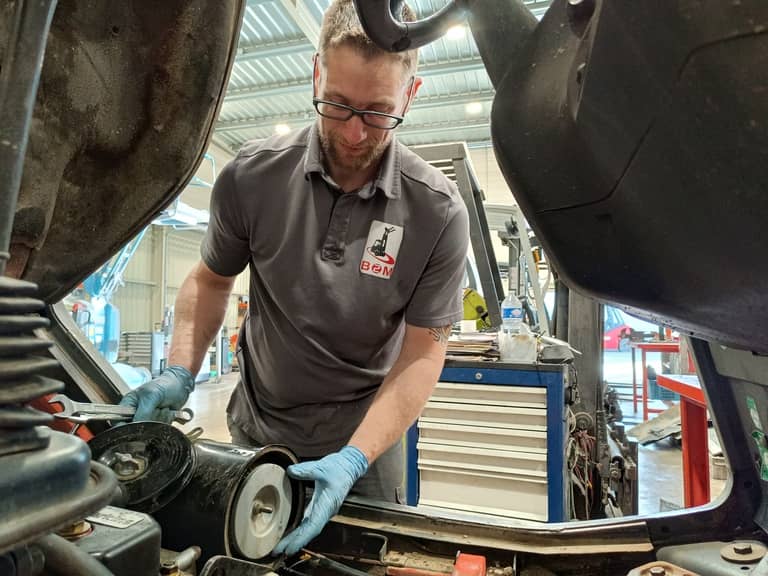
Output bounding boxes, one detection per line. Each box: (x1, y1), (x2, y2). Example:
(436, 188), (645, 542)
(318, 0), (419, 78)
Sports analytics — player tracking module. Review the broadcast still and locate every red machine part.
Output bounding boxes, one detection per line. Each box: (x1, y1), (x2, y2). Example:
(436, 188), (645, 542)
(452, 553), (486, 576)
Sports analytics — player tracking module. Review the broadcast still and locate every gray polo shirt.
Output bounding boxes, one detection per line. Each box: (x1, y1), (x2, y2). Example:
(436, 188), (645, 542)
(201, 123), (469, 457)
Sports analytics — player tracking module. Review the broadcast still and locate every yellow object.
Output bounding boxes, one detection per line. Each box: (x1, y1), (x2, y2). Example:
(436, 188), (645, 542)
(462, 288), (492, 330)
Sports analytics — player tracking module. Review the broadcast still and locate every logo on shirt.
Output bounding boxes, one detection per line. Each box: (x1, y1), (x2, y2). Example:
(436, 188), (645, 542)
(360, 220), (403, 279)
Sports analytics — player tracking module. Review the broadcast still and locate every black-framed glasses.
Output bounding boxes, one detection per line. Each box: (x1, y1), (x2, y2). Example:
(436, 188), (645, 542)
(312, 98), (405, 130)
(311, 53), (414, 130)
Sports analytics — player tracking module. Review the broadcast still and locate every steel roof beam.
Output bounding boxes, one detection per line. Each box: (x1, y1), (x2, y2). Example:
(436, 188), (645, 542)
(398, 120), (490, 138)
(216, 90), (495, 133)
(236, 37), (313, 61)
(214, 119), (492, 153)
(225, 79), (310, 102)
(217, 118), (491, 143)
(279, 0), (320, 47)
(224, 56), (485, 102)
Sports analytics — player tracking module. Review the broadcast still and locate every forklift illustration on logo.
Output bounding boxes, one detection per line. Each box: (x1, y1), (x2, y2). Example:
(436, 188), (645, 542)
(371, 226), (395, 258)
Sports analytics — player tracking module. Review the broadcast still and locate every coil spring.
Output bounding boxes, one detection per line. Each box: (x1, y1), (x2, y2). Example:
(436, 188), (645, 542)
(0, 275), (64, 456)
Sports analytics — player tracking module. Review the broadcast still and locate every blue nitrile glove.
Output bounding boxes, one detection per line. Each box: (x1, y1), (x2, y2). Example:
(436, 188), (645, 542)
(273, 445), (369, 556)
(119, 365), (195, 423)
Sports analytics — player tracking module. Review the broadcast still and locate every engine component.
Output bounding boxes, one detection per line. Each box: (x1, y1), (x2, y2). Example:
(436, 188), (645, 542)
(0, 544), (44, 576)
(156, 440), (301, 563)
(597, 414), (638, 518)
(199, 555), (277, 576)
(626, 560), (700, 576)
(35, 533), (115, 576)
(90, 423), (304, 565)
(658, 541), (768, 574)
(65, 506), (161, 576)
(0, 0), (118, 561)
(603, 387), (623, 424)
(453, 553), (487, 576)
(89, 421), (195, 513)
(720, 541), (766, 564)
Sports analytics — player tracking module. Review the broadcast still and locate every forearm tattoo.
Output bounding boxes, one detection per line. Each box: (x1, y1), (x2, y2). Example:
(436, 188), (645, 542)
(428, 325), (452, 344)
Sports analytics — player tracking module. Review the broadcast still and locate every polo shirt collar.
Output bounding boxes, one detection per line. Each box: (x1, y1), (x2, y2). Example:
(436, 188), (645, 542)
(303, 122), (401, 200)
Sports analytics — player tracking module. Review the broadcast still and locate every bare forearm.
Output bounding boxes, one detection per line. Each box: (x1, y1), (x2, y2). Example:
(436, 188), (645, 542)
(349, 325), (450, 463)
(168, 261), (235, 374)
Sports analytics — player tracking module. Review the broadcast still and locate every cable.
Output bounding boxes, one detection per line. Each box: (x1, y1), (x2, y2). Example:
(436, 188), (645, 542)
(283, 566), (312, 576)
(567, 407), (577, 434)
(300, 550), (371, 576)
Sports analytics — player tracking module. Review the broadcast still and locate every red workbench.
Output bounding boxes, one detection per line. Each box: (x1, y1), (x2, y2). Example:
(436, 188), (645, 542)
(656, 373), (709, 507)
(631, 341), (680, 420)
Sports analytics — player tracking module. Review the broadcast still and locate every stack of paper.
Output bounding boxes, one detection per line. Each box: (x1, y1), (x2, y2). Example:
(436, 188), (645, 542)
(446, 333), (499, 362)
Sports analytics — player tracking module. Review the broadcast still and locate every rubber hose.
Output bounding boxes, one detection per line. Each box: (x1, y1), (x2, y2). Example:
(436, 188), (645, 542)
(36, 533), (115, 576)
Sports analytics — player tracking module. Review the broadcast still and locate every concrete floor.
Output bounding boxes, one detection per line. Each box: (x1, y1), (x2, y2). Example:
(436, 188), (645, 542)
(185, 372), (236, 443)
(185, 365), (728, 520)
(605, 349), (727, 514)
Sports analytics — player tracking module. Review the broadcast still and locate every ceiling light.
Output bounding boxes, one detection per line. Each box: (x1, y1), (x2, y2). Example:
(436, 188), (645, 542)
(465, 102), (483, 115)
(445, 25), (465, 40)
(275, 124), (291, 135)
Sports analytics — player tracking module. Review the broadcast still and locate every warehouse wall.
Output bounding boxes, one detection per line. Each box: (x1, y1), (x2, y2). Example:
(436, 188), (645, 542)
(468, 146), (517, 268)
(110, 140), (249, 338)
(469, 146), (514, 205)
(111, 228), (158, 333)
(113, 226), (249, 336)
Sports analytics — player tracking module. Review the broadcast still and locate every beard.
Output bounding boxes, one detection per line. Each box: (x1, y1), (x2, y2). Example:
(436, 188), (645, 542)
(319, 129), (390, 176)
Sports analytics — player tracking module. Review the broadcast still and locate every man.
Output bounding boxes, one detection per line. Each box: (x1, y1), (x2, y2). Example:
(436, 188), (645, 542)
(121, 0), (469, 556)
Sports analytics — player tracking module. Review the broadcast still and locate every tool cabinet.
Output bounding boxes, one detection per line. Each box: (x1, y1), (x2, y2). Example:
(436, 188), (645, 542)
(406, 362), (570, 522)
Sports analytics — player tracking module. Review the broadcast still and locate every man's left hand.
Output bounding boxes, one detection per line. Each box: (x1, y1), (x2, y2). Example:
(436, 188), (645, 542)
(273, 445), (369, 556)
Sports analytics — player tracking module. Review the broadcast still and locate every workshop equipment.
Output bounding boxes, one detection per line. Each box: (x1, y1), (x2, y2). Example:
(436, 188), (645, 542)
(89, 422), (305, 565)
(48, 393), (194, 424)
(408, 362), (571, 522)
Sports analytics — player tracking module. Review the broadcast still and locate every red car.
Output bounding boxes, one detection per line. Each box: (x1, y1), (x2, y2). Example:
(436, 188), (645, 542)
(603, 306), (633, 351)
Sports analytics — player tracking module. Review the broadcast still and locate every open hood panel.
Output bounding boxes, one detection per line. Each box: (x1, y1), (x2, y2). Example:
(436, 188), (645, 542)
(4, 0), (243, 303)
(486, 0), (768, 352)
(352, 0), (768, 352)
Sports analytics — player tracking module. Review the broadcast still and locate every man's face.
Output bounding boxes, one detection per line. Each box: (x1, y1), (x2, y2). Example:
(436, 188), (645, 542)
(315, 45), (418, 177)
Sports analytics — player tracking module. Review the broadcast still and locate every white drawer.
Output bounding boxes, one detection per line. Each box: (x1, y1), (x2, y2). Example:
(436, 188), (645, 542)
(432, 382), (546, 409)
(417, 442), (547, 478)
(418, 464), (548, 521)
(417, 421), (547, 454)
(420, 401), (546, 431)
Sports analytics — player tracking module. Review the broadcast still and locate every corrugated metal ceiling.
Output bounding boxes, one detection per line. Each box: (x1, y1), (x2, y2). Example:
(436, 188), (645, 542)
(214, 0), (552, 152)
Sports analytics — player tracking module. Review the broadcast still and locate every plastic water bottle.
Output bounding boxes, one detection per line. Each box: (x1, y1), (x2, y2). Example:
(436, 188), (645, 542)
(501, 291), (524, 333)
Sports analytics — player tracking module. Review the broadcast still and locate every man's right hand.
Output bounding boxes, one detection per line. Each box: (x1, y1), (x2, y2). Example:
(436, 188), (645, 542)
(119, 365), (195, 423)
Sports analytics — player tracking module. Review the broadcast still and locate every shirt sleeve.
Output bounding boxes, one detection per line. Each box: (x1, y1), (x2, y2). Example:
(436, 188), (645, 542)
(404, 197), (470, 327)
(200, 157), (251, 276)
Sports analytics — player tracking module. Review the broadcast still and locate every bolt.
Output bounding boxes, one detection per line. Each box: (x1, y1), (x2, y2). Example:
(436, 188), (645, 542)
(160, 561), (179, 575)
(57, 520), (92, 540)
(734, 543), (753, 555)
(649, 567), (666, 576)
(475, 373), (482, 381)
(252, 503), (274, 515)
(113, 452), (140, 476)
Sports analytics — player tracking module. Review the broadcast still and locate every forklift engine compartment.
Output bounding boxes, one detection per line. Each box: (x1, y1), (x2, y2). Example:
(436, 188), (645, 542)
(2, 0), (768, 575)
(88, 423), (304, 563)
